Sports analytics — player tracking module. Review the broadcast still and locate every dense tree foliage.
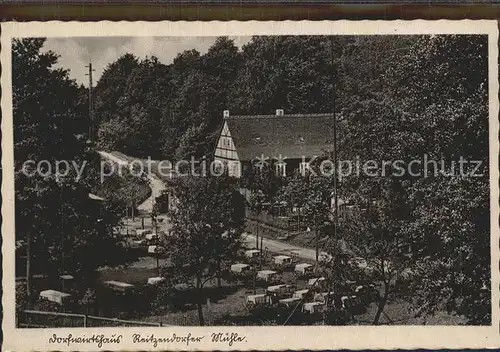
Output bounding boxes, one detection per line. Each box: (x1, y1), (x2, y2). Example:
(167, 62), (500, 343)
(279, 168), (332, 231)
(94, 36), (354, 160)
(92, 165), (151, 215)
(238, 35), (489, 324)
(95, 37), (241, 161)
(13, 38), (124, 293)
(18, 34), (489, 325)
(337, 178), (415, 324)
(162, 174), (246, 325)
(337, 35), (490, 324)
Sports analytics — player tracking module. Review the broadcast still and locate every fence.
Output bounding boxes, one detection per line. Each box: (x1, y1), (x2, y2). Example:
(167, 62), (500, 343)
(18, 310), (163, 328)
(246, 220), (292, 241)
(86, 315), (163, 327)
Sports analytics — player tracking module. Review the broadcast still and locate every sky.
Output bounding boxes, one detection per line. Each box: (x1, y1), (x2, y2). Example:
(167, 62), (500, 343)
(42, 36), (252, 86)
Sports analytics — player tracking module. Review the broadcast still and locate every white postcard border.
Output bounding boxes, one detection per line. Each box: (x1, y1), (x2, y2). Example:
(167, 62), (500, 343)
(2, 20), (499, 351)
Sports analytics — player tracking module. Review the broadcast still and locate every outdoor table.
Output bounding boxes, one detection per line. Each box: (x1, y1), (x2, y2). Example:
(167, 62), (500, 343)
(39, 289), (72, 305)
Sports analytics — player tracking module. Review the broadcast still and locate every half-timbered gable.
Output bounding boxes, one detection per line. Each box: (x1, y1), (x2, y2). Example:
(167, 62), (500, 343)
(214, 116), (242, 177)
(215, 120), (239, 162)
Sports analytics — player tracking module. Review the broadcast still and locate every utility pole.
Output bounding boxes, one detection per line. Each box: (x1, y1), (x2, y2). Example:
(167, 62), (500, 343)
(260, 237), (263, 270)
(331, 43), (338, 243)
(315, 217), (319, 263)
(330, 37), (341, 312)
(125, 208), (129, 236)
(255, 221), (259, 250)
(156, 251), (160, 277)
(131, 200), (135, 221)
(61, 185), (65, 294)
(252, 265), (257, 295)
(85, 63), (95, 142)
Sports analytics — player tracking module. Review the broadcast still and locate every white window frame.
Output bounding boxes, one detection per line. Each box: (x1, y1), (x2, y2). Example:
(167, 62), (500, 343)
(299, 162), (309, 175)
(230, 161), (241, 177)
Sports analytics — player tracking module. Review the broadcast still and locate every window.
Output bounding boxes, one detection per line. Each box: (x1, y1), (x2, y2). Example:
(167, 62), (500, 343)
(276, 162), (286, 177)
(231, 162), (241, 177)
(299, 162), (308, 175)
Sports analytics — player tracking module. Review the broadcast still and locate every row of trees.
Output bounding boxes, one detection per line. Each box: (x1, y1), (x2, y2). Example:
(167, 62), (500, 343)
(13, 34), (490, 326)
(13, 38), (128, 294)
(340, 34), (489, 325)
(93, 36), (355, 161)
(98, 35), (473, 162)
(269, 35), (489, 325)
(95, 37), (241, 160)
(102, 34), (488, 326)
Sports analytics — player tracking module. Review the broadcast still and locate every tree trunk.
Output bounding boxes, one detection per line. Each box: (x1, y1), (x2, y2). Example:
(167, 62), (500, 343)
(315, 229), (319, 263)
(256, 222), (259, 249)
(217, 258), (222, 288)
(197, 303), (205, 326)
(373, 283), (389, 325)
(156, 257), (160, 277)
(298, 208), (301, 231)
(125, 208), (129, 235)
(260, 237), (263, 270)
(196, 278), (205, 326)
(253, 268), (257, 295)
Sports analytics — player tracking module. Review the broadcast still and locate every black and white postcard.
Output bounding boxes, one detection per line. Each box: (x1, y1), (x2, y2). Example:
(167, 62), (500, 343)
(2, 20), (499, 351)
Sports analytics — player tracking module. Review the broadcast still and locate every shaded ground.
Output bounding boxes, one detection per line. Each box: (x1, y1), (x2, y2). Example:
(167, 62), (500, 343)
(139, 283), (465, 326)
(97, 249), (466, 326)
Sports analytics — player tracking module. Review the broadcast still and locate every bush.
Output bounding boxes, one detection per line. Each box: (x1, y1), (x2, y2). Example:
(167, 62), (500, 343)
(79, 288), (97, 314)
(150, 281), (175, 314)
(92, 166), (151, 211)
(33, 298), (62, 312)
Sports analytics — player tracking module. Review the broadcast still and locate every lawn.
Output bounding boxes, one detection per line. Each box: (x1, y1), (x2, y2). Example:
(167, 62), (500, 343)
(353, 299), (466, 325)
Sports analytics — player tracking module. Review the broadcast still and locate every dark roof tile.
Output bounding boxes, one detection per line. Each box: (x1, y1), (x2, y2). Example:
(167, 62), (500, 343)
(225, 113), (339, 160)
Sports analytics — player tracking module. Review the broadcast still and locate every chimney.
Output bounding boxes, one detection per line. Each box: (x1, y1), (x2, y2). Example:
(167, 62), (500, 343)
(276, 109), (284, 116)
(223, 110), (230, 118)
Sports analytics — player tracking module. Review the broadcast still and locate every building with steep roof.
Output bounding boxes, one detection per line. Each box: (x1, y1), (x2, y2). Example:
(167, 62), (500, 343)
(214, 109), (337, 178)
